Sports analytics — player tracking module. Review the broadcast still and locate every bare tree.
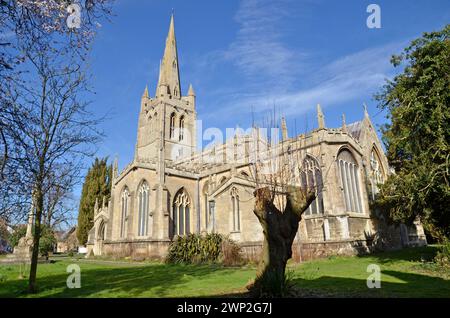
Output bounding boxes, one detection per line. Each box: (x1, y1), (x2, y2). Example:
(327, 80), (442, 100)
(42, 164), (79, 229)
(0, 1), (113, 292)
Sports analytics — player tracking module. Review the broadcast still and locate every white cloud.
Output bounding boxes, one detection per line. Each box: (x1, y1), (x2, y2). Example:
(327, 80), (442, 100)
(189, 0), (410, 126)
(203, 40), (405, 120)
(220, 0), (305, 90)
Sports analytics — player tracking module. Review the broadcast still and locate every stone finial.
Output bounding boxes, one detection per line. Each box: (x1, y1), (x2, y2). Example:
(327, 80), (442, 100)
(102, 196), (106, 209)
(94, 197), (99, 214)
(281, 117), (288, 141)
(142, 85), (149, 99)
(188, 83), (195, 97)
(342, 113), (347, 133)
(317, 104), (325, 129)
(363, 102), (369, 118)
(112, 156), (119, 180)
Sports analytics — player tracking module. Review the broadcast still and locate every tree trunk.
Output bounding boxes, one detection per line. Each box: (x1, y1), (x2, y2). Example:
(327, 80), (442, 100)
(249, 186), (315, 297)
(28, 188), (43, 293)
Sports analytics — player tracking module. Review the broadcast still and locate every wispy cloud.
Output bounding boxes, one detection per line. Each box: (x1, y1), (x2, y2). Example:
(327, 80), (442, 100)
(203, 40), (405, 120)
(221, 0), (305, 90)
(189, 0), (409, 126)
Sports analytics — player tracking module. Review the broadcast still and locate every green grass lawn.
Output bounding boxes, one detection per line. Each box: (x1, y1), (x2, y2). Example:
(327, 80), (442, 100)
(0, 246), (448, 298)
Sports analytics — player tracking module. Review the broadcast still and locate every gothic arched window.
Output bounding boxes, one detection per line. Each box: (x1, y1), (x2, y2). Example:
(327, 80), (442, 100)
(369, 148), (384, 200)
(231, 187), (240, 231)
(120, 187), (129, 238)
(300, 156), (324, 215)
(169, 113), (176, 139)
(337, 149), (363, 213)
(137, 181), (150, 236)
(173, 189), (190, 236)
(179, 116), (185, 141)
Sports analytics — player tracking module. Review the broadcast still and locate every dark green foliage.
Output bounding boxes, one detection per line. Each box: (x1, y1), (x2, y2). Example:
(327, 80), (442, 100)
(9, 224), (55, 256)
(8, 225), (26, 248)
(38, 226), (56, 257)
(77, 158), (112, 245)
(0, 220), (10, 245)
(166, 233), (242, 265)
(374, 25), (450, 241)
(250, 269), (294, 298)
(434, 241), (450, 268)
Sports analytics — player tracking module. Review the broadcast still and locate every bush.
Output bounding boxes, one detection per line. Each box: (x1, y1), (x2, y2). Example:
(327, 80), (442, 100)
(220, 237), (243, 266)
(9, 225), (27, 248)
(434, 241), (450, 268)
(166, 233), (242, 265)
(39, 226), (57, 258)
(250, 269), (295, 298)
(9, 224), (56, 258)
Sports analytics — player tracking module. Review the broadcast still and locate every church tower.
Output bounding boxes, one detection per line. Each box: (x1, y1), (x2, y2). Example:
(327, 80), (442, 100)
(135, 14), (197, 163)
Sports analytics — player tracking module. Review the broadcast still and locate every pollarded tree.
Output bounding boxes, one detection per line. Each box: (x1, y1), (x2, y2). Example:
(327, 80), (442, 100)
(245, 121), (321, 297)
(374, 24), (450, 241)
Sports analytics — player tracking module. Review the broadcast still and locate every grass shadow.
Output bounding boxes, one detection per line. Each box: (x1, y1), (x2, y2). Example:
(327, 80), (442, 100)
(291, 269), (450, 298)
(0, 261), (253, 298)
(357, 246), (440, 264)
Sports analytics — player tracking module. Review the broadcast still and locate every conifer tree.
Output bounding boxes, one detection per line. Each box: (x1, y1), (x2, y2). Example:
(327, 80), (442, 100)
(77, 158), (112, 245)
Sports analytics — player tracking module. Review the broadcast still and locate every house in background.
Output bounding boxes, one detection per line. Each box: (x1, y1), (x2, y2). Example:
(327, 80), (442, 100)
(55, 226), (78, 254)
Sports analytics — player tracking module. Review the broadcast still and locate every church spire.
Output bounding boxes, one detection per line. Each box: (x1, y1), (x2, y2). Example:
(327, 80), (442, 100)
(156, 13), (181, 98)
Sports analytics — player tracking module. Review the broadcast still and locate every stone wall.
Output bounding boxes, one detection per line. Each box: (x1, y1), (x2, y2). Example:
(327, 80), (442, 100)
(239, 239), (374, 263)
(101, 239), (171, 261)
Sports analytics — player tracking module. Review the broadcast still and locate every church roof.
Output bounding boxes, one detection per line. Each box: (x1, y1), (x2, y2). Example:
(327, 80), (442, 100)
(346, 121), (363, 141)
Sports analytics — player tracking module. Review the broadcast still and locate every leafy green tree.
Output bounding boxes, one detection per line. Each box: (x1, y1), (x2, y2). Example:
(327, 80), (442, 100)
(38, 226), (57, 259)
(9, 224), (56, 257)
(9, 225), (27, 248)
(0, 220), (11, 246)
(77, 158), (112, 245)
(375, 25), (450, 241)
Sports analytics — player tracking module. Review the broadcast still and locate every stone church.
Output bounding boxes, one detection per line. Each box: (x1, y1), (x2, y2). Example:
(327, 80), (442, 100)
(87, 15), (426, 261)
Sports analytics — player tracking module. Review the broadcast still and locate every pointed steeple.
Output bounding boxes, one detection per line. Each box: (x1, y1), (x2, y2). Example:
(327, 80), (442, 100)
(188, 83), (195, 96)
(317, 104), (325, 129)
(156, 13), (181, 98)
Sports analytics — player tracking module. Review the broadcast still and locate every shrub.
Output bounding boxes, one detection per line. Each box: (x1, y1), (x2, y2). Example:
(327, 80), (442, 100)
(39, 226), (57, 258)
(166, 233), (242, 265)
(220, 238), (243, 266)
(434, 241), (450, 268)
(249, 269), (295, 298)
(9, 224), (56, 258)
(9, 225), (27, 248)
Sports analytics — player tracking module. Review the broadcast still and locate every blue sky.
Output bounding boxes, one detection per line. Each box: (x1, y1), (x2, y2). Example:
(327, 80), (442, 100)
(78, 0), (449, 209)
